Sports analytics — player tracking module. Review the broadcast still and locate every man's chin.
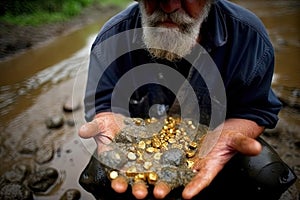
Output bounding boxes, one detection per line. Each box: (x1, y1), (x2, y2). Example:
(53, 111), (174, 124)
(148, 48), (183, 62)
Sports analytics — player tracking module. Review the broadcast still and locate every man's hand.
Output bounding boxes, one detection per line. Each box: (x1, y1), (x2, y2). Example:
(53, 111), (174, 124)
(79, 112), (125, 153)
(182, 118), (263, 199)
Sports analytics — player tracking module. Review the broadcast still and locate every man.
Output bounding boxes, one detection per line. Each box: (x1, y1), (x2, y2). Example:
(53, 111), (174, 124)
(79, 0), (296, 199)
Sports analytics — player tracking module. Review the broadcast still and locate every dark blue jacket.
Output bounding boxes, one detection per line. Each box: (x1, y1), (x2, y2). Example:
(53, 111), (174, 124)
(84, 0), (282, 128)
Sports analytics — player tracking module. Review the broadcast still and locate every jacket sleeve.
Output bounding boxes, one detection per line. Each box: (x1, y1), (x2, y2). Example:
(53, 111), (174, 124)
(226, 42), (282, 129)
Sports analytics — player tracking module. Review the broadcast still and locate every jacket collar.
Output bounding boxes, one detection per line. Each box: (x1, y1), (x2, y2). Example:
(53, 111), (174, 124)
(200, 2), (228, 52)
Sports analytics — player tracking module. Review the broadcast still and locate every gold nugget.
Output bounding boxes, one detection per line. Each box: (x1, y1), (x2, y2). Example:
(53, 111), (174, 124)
(168, 138), (176, 144)
(147, 172), (158, 184)
(186, 150), (196, 158)
(134, 173), (146, 182)
(126, 166), (138, 177)
(134, 118), (142, 125)
(146, 147), (155, 153)
(152, 137), (161, 148)
(138, 141), (146, 149)
(189, 141), (198, 150)
(186, 160), (195, 169)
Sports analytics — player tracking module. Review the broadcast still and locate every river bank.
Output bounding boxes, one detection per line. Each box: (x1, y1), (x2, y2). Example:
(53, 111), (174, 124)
(0, 3), (120, 61)
(0, 1), (299, 200)
(0, 3), (121, 200)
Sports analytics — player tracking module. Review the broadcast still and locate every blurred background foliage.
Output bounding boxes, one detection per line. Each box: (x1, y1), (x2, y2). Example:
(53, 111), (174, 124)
(0, 0), (131, 25)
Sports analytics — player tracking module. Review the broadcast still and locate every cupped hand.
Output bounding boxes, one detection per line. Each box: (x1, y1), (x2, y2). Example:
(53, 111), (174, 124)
(182, 119), (263, 199)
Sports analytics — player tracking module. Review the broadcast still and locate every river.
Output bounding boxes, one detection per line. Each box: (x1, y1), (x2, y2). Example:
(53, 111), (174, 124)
(0, 1), (299, 200)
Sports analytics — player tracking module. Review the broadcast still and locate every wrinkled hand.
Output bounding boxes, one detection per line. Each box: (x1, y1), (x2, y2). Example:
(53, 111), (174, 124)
(79, 112), (125, 153)
(182, 119), (263, 199)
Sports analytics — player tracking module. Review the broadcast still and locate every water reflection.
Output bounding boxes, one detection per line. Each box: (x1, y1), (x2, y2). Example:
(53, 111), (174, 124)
(0, 24), (98, 126)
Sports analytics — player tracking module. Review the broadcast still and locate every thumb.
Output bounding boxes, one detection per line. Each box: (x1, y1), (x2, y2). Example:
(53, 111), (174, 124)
(231, 133), (262, 156)
(79, 119), (102, 139)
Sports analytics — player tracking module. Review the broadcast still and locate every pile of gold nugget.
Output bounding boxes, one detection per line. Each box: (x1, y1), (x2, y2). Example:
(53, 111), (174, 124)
(99, 116), (207, 187)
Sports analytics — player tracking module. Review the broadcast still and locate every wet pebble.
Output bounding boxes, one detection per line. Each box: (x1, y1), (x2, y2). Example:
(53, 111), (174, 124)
(18, 138), (38, 154)
(45, 115), (64, 129)
(35, 142), (54, 164)
(98, 150), (128, 169)
(294, 141), (300, 149)
(27, 167), (59, 193)
(59, 189), (81, 200)
(158, 167), (180, 189)
(66, 119), (75, 127)
(0, 183), (33, 200)
(160, 148), (185, 167)
(66, 149), (72, 154)
(2, 164), (30, 183)
(63, 98), (81, 112)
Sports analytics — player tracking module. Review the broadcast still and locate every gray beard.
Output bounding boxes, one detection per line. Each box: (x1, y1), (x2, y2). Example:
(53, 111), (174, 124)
(140, 2), (211, 61)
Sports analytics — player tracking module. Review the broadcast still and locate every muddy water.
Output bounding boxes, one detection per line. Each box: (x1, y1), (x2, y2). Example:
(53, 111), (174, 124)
(0, 17), (108, 200)
(232, 0), (300, 127)
(232, 0), (300, 87)
(0, 1), (299, 200)
(0, 21), (102, 127)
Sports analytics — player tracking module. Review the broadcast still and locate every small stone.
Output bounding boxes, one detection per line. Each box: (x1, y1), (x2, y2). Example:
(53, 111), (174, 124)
(158, 167), (180, 188)
(66, 119), (75, 127)
(109, 171), (119, 180)
(59, 189), (81, 200)
(98, 150), (127, 169)
(160, 149), (185, 166)
(294, 141), (300, 148)
(35, 143), (54, 164)
(45, 115), (64, 129)
(127, 152), (137, 161)
(3, 164), (30, 183)
(63, 98), (81, 112)
(143, 161), (152, 170)
(153, 152), (162, 160)
(18, 138), (38, 154)
(27, 168), (59, 193)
